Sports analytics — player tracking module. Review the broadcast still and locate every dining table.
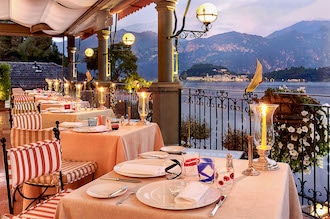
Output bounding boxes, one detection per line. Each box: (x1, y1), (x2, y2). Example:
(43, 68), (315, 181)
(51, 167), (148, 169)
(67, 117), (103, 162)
(41, 108), (115, 128)
(60, 122), (165, 178)
(54, 157), (303, 219)
(38, 100), (90, 110)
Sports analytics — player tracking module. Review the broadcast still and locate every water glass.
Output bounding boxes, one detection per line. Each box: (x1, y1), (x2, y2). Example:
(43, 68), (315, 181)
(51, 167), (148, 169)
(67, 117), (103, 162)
(88, 117), (97, 126)
(216, 168), (234, 195)
(198, 157), (215, 183)
(164, 155), (183, 180)
(183, 151), (200, 177)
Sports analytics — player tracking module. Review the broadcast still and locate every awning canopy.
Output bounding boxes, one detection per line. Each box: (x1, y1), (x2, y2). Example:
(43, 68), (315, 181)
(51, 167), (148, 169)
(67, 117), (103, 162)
(0, 0), (153, 38)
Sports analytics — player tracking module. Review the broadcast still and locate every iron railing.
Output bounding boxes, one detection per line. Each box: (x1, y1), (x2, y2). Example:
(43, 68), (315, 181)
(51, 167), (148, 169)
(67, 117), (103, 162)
(181, 87), (330, 218)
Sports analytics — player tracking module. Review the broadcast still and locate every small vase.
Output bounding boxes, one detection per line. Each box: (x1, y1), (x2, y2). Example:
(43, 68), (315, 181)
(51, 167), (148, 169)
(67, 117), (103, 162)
(136, 91), (151, 125)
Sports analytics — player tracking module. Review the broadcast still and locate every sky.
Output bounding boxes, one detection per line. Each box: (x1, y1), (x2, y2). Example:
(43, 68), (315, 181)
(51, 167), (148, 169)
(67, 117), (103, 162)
(117, 0), (330, 38)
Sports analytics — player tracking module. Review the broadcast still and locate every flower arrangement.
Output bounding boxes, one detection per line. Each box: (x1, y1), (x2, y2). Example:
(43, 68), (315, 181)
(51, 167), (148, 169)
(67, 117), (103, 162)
(262, 85), (329, 173)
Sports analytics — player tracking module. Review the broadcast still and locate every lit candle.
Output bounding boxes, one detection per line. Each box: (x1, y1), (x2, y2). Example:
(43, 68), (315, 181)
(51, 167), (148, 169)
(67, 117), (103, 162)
(54, 80), (59, 92)
(83, 81), (86, 90)
(64, 83), (69, 96)
(261, 104), (267, 149)
(98, 87), (105, 105)
(142, 92), (146, 116)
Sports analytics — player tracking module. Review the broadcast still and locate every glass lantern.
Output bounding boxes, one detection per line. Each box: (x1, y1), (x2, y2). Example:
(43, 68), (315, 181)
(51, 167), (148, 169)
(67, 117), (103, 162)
(75, 84), (82, 101)
(64, 82), (70, 97)
(137, 91), (151, 124)
(98, 86), (106, 109)
(54, 79), (60, 93)
(47, 79), (53, 92)
(250, 103), (279, 170)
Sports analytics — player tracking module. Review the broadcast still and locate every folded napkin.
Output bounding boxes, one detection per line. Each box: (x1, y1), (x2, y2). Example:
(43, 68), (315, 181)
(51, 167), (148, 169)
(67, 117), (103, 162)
(60, 122), (84, 128)
(118, 163), (164, 175)
(174, 181), (209, 204)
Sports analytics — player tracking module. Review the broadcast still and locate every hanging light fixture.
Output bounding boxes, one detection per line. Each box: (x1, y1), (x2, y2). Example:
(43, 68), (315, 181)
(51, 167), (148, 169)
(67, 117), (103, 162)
(168, 1), (218, 41)
(122, 33), (135, 46)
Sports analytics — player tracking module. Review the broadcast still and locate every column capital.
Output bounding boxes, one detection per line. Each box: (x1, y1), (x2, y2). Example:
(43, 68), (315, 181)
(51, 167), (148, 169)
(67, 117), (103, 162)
(154, 0), (178, 11)
(97, 29), (110, 40)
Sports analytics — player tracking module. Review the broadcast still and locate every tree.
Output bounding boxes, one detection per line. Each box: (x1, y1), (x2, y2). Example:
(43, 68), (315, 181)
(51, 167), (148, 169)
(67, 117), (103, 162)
(110, 42), (138, 82)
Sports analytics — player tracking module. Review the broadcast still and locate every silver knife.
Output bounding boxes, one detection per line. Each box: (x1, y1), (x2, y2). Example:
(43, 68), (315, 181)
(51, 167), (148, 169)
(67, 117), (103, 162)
(209, 195), (227, 217)
(109, 185), (129, 198)
(100, 177), (141, 183)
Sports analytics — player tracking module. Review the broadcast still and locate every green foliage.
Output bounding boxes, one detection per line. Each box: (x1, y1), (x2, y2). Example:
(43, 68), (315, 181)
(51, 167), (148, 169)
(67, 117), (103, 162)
(0, 63), (11, 101)
(124, 73), (152, 92)
(222, 128), (253, 158)
(0, 36), (63, 65)
(182, 63), (229, 77)
(180, 118), (211, 146)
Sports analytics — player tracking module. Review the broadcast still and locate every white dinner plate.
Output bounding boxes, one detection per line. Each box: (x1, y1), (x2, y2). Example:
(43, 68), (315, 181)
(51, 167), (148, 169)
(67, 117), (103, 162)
(49, 109), (75, 113)
(86, 183), (128, 199)
(139, 151), (169, 159)
(160, 146), (186, 154)
(72, 126), (110, 133)
(114, 159), (165, 178)
(136, 180), (220, 210)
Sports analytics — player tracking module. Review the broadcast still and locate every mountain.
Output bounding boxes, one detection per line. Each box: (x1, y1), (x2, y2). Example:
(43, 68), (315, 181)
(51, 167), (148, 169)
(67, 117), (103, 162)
(55, 20), (330, 80)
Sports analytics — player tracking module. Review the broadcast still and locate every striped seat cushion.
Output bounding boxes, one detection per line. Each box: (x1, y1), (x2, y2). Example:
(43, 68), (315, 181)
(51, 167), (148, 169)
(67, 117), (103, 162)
(6, 140), (62, 189)
(10, 127), (54, 148)
(12, 95), (34, 103)
(14, 189), (71, 219)
(12, 113), (43, 129)
(28, 160), (97, 186)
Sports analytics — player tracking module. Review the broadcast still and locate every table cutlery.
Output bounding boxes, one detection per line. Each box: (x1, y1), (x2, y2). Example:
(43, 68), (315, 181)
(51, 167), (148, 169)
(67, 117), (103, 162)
(116, 186), (140, 205)
(209, 195), (227, 217)
(100, 177), (141, 183)
(109, 185), (128, 198)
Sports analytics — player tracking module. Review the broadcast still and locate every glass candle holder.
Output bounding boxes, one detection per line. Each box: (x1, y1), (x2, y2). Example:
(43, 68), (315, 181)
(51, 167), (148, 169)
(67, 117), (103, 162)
(98, 86), (106, 108)
(47, 80), (53, 92)
(75, 84), (82, 101)
(250, 103), (279, 171)
(64, 82), (70, 96)
(136, 91), (151, 124)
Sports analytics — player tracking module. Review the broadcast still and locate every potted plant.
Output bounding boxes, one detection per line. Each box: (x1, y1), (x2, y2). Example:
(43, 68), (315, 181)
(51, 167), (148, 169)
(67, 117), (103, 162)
(0, 63), (11, 109)
(261, 85), (329, 174)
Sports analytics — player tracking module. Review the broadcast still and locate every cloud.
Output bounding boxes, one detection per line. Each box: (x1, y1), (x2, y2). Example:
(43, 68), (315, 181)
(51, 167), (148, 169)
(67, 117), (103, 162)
(118, 0), (330, 37)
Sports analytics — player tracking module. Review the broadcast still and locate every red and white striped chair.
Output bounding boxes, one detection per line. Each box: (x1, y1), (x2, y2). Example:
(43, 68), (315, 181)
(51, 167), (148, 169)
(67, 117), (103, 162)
(1, 138), (72, 218)
(9, 127), (97, 198)
(12, 112), (43, 130)
(11, 102), (39, 115)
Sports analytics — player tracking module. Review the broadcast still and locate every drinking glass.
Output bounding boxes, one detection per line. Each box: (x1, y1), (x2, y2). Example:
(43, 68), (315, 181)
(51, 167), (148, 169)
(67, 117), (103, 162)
(164, 155), (183, 180)
(183, 151), (200, 177)
(216, 168), (234, 195)
(198, 157), (215, 183)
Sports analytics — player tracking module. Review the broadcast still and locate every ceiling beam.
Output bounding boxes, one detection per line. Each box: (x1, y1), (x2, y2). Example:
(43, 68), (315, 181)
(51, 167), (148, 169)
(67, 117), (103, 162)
(0, 23), (61, 37)
(64, 0), (111, 36)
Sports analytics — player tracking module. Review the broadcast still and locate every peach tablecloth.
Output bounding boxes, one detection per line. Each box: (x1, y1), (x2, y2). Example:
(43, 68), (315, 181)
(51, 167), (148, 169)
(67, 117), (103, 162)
(41, 109), (115, 128)
(60, 123), (164, 178)
(39, 100), (90, 110)
(55, 158), (302, 219)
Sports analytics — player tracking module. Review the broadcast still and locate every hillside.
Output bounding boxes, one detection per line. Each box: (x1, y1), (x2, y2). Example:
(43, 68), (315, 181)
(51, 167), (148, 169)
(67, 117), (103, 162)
(56, 20), (330, 81)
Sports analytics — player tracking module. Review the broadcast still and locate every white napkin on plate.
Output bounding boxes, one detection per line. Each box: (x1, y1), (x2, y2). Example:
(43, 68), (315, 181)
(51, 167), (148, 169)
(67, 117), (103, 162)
(174, 181), (209, 204)
(89, 125), (107, 132)
(60, 122), (84, 128)
(118, 163), (164, 175)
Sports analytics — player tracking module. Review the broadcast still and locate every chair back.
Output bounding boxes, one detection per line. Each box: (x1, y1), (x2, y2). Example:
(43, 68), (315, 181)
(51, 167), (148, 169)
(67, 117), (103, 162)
(10, 127), (55, 147)
(2, 139), (62, 190)
(12, 112), (43, 129)
(11, 102), (39, 114)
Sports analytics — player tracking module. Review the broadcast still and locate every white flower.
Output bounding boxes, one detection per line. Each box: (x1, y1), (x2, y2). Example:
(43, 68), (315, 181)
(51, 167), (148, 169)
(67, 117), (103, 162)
(317, 157), (324, 169)
(309, 123), (314, 132)
(302, 126), (308, 132)
(304, 155), (310, 160)
(281, 124), (286, 129)
(304, 168), (311, 175)
(287, 143), (294, 150)
(289, 150), (298, 157)
(303, 118), (309, 123)
(315, 133), (320, 141)
(288, 126), (295, 133)
(315, 146), (319, 152)
(303, 160), (310, 166)
(301, 111), (309, 116)
(296, 128), (302, 134)
(303, 141), (310, 147)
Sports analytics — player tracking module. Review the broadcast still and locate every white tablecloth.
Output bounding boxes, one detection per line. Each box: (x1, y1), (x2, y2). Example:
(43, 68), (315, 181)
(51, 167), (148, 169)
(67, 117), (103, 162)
(55, 158), (302, 219)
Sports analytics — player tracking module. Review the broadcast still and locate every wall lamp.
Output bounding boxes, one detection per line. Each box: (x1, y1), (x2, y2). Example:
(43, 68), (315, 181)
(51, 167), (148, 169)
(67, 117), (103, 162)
(168, 1), (218, 44)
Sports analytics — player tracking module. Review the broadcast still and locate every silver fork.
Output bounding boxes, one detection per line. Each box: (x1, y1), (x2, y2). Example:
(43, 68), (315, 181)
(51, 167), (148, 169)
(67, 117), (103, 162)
(116, 186), (140, 205)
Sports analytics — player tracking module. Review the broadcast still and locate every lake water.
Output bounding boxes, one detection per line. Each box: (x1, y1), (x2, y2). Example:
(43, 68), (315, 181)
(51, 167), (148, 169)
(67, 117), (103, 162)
(180, 81), (330, 104)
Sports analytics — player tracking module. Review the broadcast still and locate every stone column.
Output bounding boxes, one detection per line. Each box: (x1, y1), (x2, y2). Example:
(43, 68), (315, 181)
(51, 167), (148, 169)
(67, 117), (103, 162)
(67, 36), (75, 81)
(152, 0), (182, 145)
(97, 29), (110, 82)
(155, 0), (177, 82)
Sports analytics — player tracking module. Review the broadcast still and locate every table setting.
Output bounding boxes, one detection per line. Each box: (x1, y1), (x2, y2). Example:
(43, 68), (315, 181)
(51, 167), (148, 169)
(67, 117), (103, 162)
(55, 145), (303, 219)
